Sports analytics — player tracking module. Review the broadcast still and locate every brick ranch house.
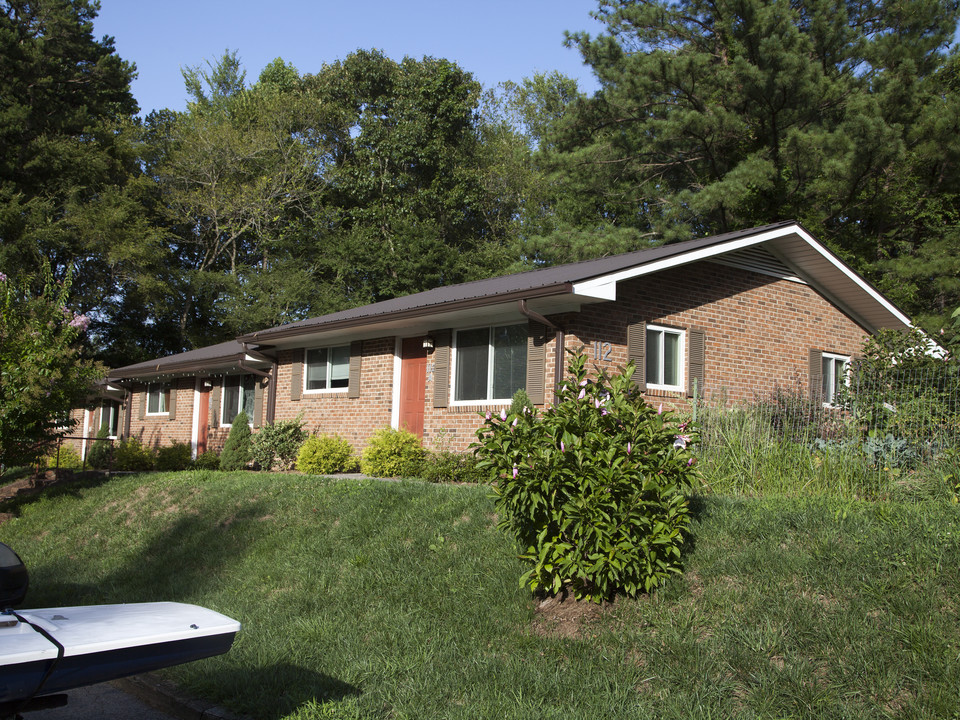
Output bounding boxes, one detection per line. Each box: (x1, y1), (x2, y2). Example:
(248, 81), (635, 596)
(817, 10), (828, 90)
(70, 221), (915, 459)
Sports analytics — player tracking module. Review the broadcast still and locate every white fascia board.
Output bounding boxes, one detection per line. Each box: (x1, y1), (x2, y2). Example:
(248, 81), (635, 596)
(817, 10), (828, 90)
(784, 226), (915, 330)
(571, 226), (795, 299)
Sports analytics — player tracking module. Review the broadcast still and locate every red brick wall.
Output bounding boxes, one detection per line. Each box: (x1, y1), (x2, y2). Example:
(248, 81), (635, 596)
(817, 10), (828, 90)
(560, 263), (868, 412)
(127, 378), (196, 449)
(422, 263), (867, 451)
(113, 261), (871, 458)
(272, 338), (395, 452)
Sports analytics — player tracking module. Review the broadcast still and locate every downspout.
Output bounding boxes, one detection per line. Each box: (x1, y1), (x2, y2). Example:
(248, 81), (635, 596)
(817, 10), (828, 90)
(517, 300), (565, 404)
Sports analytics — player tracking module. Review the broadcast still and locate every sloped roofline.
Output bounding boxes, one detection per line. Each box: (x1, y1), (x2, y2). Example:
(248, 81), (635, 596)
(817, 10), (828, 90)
(238, 220), (913, 345)
(111, 221), (916, 380)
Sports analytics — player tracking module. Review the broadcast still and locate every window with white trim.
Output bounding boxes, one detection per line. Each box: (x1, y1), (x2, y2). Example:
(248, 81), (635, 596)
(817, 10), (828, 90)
(646, 325), (684, 392)
(100, 400), (120, 438)
(222, 375), (256, 425)
(304, 346), (350, 392)
(453, 324), (527, 403)
(146, 383), (170, 415)
(821, 353), (850, 406)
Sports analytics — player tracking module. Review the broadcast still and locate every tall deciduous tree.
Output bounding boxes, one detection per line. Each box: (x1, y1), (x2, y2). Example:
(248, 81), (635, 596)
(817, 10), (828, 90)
(144, 53), (332, 346)
(304, 50), (509, 306)
(551, 0), (960, 328)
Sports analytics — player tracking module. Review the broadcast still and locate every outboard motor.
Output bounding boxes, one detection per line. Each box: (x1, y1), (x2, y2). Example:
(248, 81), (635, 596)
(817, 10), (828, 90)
(0, 542), (28, 607)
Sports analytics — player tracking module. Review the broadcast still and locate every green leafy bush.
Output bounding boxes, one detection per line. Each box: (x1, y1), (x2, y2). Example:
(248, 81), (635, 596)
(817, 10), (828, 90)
(474, 351), (699, 602)
(155, 441), (193, 471)
(419, 451), (484, 483)
(360, 427), (425, 478)
(113, 437), (155, 472)
(194, 450), (221, 471)
(297, 435), (358, 475)
(219, 411), (253, 471)
(251, 416), (307, 471)
(85, 426), (113, 469)
(41, 443), (84, 470)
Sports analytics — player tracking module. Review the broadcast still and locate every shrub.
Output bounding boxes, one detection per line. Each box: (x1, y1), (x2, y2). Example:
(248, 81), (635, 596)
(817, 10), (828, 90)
(360, 427), (425, 478)
(219, 411), (253, 471)
(419, 451), (484, 483)
(251, 417), (307, 471)
(85, 426), (113, 469)
(113, 437), (155, 472)
(297, 435), (357, 475)
(509, 388), (533, 417)
(473, 351), (699, 602)
(194, 450), (221, 471)
(41, 443), (84, 470)
(155, 441), (193, 471)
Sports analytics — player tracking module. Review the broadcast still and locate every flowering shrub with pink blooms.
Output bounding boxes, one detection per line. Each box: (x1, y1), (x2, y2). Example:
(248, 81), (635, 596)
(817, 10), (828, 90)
(0, 263), (104, 472)
(473, 351), (699, 602)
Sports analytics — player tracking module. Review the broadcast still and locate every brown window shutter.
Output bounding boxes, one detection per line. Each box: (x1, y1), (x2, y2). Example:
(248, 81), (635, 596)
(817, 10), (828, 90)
(290, 351), (303, 401)
(138, 390), (146, 420)
(687, 328), (705, 398)
(210, 381), (221, 429)
(627, 321), (647, 391)
(93, 406), (102, 434)
(526, 321), (546, 406)
(253, 379), (264, 427)
(809, 349), (823, 403)
(432, 330), (452, 408)
(348, 341), (362, 399)
(168, 386), (177, 420)
(122, 392), (131, 437)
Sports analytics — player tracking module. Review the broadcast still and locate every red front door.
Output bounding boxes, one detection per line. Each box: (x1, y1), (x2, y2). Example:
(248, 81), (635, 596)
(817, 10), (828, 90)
(399, 337), (428, 438)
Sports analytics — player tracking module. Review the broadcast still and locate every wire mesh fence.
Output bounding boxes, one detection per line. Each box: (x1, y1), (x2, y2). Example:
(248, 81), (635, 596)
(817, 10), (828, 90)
(693, 361), (960, 500)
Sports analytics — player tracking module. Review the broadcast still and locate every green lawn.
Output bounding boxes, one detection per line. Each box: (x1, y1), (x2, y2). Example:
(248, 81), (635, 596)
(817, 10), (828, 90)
(2, 472), (959, 719)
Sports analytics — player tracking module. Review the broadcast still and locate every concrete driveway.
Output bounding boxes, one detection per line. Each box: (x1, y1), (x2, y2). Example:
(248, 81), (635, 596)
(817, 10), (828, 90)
(22, 676), (239, 720)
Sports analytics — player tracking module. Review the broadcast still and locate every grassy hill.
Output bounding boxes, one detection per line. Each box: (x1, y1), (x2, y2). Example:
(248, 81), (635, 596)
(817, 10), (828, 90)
(2, 472), (959, 719)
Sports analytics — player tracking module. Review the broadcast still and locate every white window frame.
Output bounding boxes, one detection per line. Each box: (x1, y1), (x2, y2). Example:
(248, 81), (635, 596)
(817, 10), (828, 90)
(821, 352), (851, 407)
(303, 346), (351, 394)
(145, 383), (170, 416)
(646, 324), (685, 392)
(221, 375), (256, 427)
(100, 400), (120, 439)
(451, 323), (527, 406)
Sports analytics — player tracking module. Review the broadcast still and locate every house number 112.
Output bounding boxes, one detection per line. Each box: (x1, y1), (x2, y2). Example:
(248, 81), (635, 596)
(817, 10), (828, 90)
(594, 341), (612, 362)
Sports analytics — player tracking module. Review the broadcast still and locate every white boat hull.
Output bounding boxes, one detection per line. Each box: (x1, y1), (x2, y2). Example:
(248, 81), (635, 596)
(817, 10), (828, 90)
(0, 602), (240, 708)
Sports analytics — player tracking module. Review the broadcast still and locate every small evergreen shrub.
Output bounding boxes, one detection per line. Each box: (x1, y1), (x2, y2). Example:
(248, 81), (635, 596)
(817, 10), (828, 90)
(194, 450), (221, 471)
(251, 416), (307, 471)
(219, 411), (253, 471)
(419, 451), (484, 483)
(474, 351), (700, 602)
(155, 441), (193, 471)
(85, 426), (113, 469)
(360, 427), (425, 478)
(113, 437), (156, 472)
(297, 435), (357, 475)
(509, 388), (533, 417)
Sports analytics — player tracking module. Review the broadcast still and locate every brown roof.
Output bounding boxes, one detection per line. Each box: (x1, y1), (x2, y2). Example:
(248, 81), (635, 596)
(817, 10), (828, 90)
(239, 221), (801, 344)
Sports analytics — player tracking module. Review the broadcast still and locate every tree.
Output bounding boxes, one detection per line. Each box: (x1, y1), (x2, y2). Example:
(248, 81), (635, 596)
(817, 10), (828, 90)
(144, 52), (331, 345)
(0, 0), (161, 343)
(0, 266), (105, 473)
(303, 50), (511, 307)
(552, 0), (960, 327)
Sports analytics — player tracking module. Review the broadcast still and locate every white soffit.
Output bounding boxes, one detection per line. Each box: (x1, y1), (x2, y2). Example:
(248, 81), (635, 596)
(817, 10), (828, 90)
(571, 223), (913, 333)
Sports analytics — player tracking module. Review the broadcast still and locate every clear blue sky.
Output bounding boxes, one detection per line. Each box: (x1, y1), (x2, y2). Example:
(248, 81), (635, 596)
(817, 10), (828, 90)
(93, 0), (605, 116)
